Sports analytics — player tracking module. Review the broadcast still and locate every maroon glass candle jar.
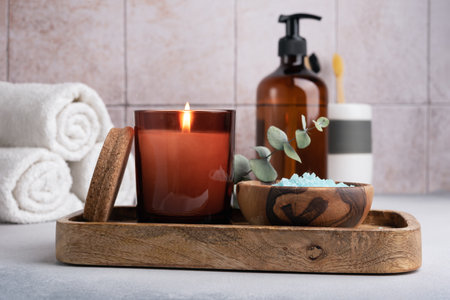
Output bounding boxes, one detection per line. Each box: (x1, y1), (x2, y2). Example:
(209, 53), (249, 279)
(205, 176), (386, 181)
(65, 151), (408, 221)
(134, 106), (235, 223)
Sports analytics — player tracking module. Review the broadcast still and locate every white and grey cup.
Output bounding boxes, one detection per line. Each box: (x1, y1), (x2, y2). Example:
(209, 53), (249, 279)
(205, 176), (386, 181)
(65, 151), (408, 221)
(327, 103), (373, 184)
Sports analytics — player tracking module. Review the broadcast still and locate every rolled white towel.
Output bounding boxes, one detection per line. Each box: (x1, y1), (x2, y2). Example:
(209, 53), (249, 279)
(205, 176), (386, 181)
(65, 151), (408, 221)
(0, 148), (83, 223)
(70, 143), (136, 206)
(0, 81), (113, 161)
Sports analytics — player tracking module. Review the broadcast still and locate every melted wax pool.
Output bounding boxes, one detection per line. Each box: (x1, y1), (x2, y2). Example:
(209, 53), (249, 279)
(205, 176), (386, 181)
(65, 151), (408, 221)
(273, 172), (353, 188)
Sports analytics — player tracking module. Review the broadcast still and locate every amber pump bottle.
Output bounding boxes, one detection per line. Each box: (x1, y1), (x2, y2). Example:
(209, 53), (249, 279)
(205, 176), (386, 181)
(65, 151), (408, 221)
(256, 13), (328, 179)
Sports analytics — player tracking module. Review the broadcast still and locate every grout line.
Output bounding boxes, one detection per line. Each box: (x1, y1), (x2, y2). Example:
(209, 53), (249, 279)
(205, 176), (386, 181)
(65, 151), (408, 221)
(335, 102), (433, 107)
(427, 0), (431, 106)
(235, 103), (255, 108)
(335, 0), (338, 52)
(6, 0), (10, 81)
(334, 0), (339, 103)
(236, 102), (450, 109)
(426, 104), (431, 194)
(106, 104), (128, 108)
(422, 102), (450, 107)
(123, 0), (128, 125)
(233, 0), (237, 107)
(425, 0), (431, 193)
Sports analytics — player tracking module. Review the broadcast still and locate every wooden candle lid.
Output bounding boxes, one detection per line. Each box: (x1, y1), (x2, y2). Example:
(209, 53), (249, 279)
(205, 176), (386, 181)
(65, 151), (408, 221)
(83, 127), (134, 222)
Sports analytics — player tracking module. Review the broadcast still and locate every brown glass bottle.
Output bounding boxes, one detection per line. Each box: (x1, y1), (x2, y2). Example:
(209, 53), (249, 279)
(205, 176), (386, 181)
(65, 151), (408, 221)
(256, 55), (328, 179)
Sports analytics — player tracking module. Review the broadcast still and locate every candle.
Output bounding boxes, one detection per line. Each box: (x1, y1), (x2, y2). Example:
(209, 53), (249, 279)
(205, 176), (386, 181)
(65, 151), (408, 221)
(135, 104), (235, 223)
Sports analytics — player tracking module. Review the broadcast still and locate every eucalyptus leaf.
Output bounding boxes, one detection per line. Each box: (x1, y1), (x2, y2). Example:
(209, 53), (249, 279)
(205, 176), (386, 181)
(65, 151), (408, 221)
(249, 158), (277, 183)
(254, 146), (271, 161)
(283, 143), (301, 163)
(267, 126), (288, 150)
(301, 114), (306, 130)
(233, 154), (251, 184)
(316, 117), (329, 128)
(313, 120), (323, 132)
(295, 129), (311, 149)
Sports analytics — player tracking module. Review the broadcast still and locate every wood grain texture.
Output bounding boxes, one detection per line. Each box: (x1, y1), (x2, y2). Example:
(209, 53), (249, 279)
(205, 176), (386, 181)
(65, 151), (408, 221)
(83, 127), (134, 222)
(56, 208), (421, 274)
(237, 181), (373, 227)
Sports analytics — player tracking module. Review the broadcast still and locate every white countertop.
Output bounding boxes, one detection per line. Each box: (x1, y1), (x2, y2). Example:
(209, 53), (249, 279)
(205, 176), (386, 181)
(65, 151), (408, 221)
(1, 194), (450, 300)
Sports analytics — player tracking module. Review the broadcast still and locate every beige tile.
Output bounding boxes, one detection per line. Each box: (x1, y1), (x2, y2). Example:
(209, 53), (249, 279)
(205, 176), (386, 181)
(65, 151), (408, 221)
(338, 0), (427, 104)
(126, 106), (135, 126)
(127, 0), (234, 106)
(0, 0), (7, 81)
(372, 105), (427, 193)
(237, 0), (336, 105)
(235, 105), (256, 159)
(430, 0), (450, 103)
(107, 106), (125, 128)
(428, 106), (450, 192)
(8, 0), (124, 105)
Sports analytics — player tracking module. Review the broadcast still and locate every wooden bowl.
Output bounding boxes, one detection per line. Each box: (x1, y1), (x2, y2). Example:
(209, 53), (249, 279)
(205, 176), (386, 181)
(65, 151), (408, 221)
(236, 180), (373, 227)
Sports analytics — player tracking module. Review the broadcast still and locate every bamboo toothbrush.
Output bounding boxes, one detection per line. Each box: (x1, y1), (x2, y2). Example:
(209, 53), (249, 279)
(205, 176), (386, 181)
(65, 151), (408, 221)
(333, 53), (345, 104)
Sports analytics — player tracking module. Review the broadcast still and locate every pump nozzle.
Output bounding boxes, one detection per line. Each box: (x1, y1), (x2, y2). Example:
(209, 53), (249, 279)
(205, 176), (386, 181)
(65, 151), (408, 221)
(278, 13), (322, 57)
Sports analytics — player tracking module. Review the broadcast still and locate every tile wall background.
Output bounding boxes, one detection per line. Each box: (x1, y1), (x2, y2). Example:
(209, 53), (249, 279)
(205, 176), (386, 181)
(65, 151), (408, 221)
(0, 0), (449, 194)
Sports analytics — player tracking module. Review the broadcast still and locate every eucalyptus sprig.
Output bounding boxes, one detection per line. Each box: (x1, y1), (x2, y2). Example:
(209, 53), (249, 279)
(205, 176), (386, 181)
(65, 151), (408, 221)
(234, 115), (329, 183)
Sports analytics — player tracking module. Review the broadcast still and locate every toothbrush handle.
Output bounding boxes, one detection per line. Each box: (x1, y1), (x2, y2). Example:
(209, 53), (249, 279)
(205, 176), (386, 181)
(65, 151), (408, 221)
(336, 76), (345, 104)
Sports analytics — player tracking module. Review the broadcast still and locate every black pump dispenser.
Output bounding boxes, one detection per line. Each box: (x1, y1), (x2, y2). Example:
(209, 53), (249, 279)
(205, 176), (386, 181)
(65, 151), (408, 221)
(278, 13), (321, 57)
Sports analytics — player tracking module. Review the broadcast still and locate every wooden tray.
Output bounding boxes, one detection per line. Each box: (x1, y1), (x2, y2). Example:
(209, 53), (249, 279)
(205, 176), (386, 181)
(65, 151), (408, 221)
(56, 208), (421, 274)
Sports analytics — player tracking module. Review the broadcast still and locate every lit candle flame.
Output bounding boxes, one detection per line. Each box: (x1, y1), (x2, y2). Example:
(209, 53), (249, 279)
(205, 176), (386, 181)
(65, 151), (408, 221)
(181, 102), (191, 132)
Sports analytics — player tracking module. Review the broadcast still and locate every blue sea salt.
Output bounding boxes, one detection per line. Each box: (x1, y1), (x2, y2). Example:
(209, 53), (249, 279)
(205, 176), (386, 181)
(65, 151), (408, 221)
(273, 172), (353, 188)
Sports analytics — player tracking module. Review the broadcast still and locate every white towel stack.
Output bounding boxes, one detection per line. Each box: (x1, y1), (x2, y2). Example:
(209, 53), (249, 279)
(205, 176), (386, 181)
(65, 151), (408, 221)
(0, 82), (136, 223)
(0, 148), (82, 223)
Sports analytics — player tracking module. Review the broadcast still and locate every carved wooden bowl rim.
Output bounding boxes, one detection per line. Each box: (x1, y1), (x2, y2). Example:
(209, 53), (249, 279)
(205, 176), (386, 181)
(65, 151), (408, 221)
(237, 180), (374, 227)
(237, 180), (372, 190)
